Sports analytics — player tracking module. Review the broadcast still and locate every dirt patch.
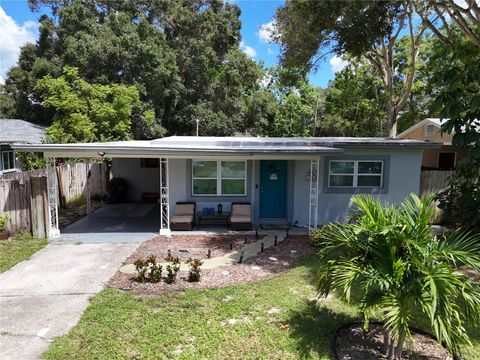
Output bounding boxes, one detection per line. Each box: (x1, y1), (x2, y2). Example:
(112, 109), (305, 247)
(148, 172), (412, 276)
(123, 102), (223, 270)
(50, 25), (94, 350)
(107, 235), (314, 295)
(335, 323), (452, 360)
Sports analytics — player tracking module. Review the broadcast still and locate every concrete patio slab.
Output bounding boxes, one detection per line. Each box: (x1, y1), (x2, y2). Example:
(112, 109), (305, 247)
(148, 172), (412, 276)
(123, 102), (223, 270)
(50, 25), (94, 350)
(53, 203), (160, 244)
(0, 242), (137, 360)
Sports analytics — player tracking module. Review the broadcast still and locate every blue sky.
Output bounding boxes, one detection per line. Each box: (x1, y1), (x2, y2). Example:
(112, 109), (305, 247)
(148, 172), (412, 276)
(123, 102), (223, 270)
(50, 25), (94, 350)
(0, 0), (343, 86)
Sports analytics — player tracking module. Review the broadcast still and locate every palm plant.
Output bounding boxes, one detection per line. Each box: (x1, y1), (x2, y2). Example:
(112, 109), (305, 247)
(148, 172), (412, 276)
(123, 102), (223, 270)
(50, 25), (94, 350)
(313, 194), (480, 359)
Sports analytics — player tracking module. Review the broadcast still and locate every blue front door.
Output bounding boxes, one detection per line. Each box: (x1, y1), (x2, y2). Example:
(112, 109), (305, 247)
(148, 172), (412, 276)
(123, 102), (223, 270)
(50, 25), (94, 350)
(260, 160), (287, 218)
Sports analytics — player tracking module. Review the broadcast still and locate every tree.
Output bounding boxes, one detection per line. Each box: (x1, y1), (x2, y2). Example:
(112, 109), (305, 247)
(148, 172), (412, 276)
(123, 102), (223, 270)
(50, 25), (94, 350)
(415, 0), (480, 48)
(274, 0), (426, 137)
(312, 194), (480, 359)
(35, 66), (145, 143)
(426, 28), (480, 229)
(4, 0), (261, 137)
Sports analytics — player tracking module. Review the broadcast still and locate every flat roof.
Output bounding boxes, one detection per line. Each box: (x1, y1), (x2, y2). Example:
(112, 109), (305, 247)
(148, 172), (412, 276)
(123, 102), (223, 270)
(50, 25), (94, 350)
(11, 136), (441, 159)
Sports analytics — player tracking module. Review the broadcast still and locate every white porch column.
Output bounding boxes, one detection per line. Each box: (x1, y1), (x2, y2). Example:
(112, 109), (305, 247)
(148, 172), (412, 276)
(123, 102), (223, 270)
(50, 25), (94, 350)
(46, 157), (60, 237)
(159, 158), (171, 237)
(86, 159), (92, 216)
(308, 159), (320, 233)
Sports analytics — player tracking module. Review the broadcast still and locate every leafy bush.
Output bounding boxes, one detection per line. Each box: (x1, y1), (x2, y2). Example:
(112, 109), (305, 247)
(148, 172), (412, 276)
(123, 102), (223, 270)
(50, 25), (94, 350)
(0, 215), (9, 231)
(317, 194), (480, 358)
(187, 258), (203, 282)
(164, 255), (180, 284)
(134, 255), (162, 283)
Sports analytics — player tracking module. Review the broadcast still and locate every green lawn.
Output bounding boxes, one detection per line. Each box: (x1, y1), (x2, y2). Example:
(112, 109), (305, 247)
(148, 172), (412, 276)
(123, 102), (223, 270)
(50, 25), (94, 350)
(0, 233), (47, 272)
(44, 255), (480, 360)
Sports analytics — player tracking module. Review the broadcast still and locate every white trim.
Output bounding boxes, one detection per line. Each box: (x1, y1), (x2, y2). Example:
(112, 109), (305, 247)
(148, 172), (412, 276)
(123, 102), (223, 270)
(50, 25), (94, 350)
(396, 118), (445, 139)
(46, 158), (60, 237)
(159, 158), (171, 237)
(308, 159), (320, 233)
(328, 160), (383, 188)
(191, 160), (247, 196)
(1, 150), (16, 172)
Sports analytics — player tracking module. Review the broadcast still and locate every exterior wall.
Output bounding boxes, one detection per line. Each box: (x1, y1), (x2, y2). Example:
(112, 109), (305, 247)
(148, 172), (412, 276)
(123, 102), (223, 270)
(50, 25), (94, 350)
(113, 148), (423, 227)
(292, 148), (423, 225)
(111, 158), (160, 201)
(403, 123), (453, 143)
(422, 145), (468, 169)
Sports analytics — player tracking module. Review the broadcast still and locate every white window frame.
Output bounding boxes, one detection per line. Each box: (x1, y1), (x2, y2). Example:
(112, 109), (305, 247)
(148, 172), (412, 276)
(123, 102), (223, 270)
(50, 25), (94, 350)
(192, 160), (247, 196)
(2, 150), (16, 172)
(328, 160), (383, 188)
(425, 124), (436, 137)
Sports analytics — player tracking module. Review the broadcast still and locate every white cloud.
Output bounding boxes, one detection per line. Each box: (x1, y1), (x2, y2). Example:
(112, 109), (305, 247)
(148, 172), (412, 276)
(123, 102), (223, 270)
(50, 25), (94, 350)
(257, 21), (275, 43)
(329, 55), (349, 73)
(0, 7), (38, 84)
(242, 45), (257, 58)
(240, 40), (256, 58)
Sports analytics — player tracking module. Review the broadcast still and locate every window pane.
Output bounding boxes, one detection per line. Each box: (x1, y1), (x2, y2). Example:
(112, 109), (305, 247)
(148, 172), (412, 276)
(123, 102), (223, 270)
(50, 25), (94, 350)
(192, 161), (217, 178)
(330, 161), (354, 174)
(221, 161), (245, 178)
(358, 175), (381, 187)
(358, 161), (382, 174)
(193, 179), (217, 195)
(221, 179), (245, 195)
(329, 175), (354, 187)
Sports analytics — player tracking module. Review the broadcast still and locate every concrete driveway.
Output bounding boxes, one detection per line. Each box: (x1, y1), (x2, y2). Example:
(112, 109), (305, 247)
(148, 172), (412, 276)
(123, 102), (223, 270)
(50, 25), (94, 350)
(0, 242), (137, 360)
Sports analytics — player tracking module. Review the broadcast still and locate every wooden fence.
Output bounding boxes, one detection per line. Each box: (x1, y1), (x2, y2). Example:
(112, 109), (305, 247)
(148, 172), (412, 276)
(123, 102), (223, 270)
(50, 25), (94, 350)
(419, 170), (453, 197)
(0, 162), (109, 235)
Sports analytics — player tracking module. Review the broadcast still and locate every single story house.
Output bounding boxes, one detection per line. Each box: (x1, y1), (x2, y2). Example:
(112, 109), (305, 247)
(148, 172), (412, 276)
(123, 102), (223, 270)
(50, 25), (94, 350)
(0, 119), (46, 175)
(396, 118), (471, 170)
(12, 136), (439, 237)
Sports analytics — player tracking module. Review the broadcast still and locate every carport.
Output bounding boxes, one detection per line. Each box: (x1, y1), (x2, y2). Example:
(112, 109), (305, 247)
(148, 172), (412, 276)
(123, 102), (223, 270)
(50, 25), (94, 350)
(54, 203), (160, 244)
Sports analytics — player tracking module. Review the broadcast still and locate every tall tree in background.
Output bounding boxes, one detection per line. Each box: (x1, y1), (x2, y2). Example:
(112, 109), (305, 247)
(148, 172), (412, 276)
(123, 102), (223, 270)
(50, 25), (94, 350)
(2, 0), (261, 138)
(274, 0), (426, 137)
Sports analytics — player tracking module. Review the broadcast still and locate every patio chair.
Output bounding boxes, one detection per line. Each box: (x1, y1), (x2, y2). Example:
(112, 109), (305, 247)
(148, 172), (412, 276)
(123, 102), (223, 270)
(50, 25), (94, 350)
(230, 202), (252, 230)
(171, 202), (196, 231)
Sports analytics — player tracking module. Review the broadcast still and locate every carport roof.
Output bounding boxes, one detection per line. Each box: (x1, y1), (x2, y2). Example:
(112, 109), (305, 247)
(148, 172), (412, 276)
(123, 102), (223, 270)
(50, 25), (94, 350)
(11, 136), (440, 159)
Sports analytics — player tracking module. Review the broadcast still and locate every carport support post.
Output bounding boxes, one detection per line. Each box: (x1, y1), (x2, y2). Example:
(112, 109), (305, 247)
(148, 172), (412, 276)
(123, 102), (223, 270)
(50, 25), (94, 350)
(159, 158), (171, 237)
(46, 157), (60, 237)
(86, 159), (91, 216)
(308, 159), (320, 234)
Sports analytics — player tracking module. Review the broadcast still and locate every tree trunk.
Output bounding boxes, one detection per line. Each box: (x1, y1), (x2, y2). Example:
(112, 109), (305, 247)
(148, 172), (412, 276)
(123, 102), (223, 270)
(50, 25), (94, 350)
(383, 330), (390, 356)
(386, 103), (397, 138)
(394, 332), (406, 359)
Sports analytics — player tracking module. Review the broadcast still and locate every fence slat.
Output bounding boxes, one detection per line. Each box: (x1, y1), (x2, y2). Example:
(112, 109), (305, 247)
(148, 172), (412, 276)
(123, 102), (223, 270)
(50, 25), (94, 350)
(0, 162), (109, 235)
(419, 170), (453, 197)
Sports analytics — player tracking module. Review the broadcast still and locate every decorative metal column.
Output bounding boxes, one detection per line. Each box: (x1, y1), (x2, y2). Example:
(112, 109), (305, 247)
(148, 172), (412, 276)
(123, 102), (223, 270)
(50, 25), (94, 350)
(46, 157), (60, 237)
(159, 158), (171, 236)
(86, 159), (92, 216)
(308, 159), (320, 233)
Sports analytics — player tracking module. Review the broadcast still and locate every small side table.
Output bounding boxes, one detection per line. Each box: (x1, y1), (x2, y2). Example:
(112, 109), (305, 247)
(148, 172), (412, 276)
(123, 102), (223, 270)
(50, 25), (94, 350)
(197, 211), (230, 229)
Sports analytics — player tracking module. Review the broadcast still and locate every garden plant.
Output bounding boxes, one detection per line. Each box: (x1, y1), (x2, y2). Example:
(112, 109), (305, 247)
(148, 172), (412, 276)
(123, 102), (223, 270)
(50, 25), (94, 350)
(312, 194), (480, 359)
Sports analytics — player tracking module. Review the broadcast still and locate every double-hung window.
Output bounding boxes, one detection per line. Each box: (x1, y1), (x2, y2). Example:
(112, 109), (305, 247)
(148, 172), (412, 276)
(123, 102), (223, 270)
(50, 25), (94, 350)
(2, 151), (16, 172)
(329, 160), (383, 188)
(192, 160), (246, 196)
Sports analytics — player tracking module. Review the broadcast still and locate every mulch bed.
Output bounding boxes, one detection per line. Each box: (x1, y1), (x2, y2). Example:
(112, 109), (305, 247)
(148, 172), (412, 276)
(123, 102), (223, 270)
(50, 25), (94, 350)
(107, 234), (314, 295)
(335, 323), (452, 360)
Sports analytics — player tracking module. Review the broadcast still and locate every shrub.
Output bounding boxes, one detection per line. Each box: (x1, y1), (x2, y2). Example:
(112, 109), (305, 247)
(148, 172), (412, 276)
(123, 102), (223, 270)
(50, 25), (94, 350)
(317, 194), (480, 358)
(0, 215), (9, 231)
(187, 258), (203, 282)
(164, 255), (180, 284)
(134, 255), (162, 283)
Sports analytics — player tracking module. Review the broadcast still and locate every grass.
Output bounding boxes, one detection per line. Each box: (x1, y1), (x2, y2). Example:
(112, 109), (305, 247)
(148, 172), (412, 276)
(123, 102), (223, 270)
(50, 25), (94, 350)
(0, 233), (47, 272)
(43, 254), (480, 360)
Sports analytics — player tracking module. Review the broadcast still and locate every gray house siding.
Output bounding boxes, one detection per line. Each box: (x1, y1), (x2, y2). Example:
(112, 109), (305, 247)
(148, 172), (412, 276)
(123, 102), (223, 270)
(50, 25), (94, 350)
(292, 148), (422, 225)
(112, 147), (422, 227)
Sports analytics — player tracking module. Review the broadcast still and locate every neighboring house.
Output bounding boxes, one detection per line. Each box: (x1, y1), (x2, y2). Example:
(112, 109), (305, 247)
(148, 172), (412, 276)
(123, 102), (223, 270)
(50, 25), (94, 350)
(0, 119), (46, 175)
(13, 136), (439, 237)
(396, 118), (470, 170)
